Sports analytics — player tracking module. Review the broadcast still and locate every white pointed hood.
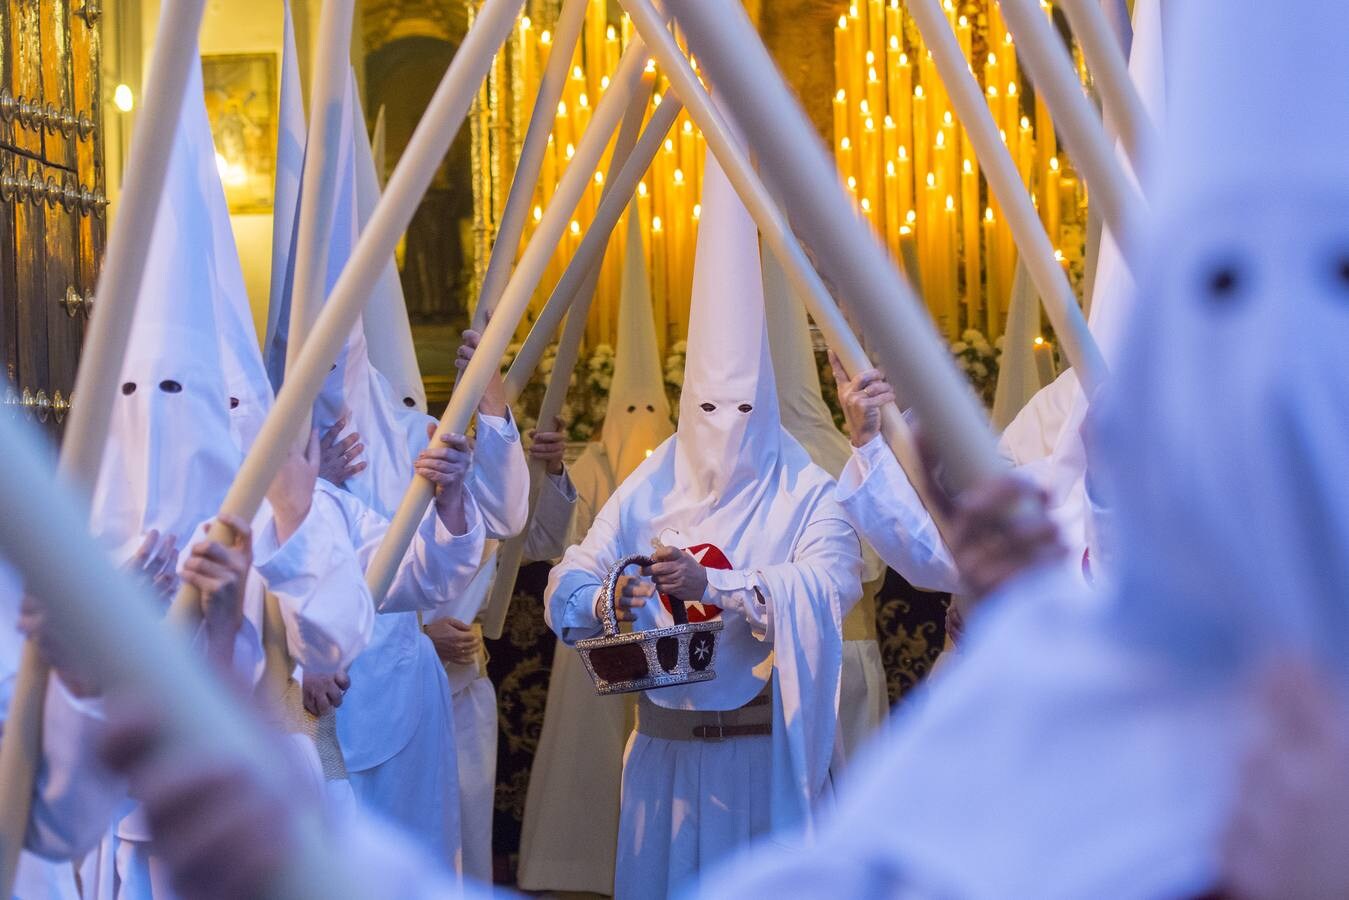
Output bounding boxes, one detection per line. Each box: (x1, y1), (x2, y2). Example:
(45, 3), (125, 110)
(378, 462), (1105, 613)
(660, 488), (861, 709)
(355, 91), (426, 414)
(600, 207), (674, 482)
(91, 58), (243, 559)
(1100, 0), (1349, 674)
(573, 142), (853, 838)
(785, 5), (1349, 897)
(674, 151), (781, 504)
(763, 246), (851, 478)
(265, 0), (306, 396)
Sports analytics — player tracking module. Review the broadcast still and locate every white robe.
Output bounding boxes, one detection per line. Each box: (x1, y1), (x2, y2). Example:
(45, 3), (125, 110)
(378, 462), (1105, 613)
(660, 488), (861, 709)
(546, 434), (863, 899)
(334, 409), (519, 875)
(427, 469), (575, 885)
(1, 574), (123, 900)
(84, 485), (386, 900)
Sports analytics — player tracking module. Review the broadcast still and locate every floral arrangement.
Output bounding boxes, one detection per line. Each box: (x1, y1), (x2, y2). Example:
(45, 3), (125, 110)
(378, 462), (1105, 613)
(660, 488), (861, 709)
(950, 328), (1002, 407)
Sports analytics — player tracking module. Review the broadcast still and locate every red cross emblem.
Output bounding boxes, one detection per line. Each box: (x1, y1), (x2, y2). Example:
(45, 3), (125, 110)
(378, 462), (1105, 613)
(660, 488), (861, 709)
(660, 542), (730, 623)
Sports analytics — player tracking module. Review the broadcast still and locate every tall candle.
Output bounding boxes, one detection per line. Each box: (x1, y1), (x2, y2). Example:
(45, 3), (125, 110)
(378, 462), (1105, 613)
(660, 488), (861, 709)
(961, 158), (980, 327)
(868, 0), (885, 62)
(838, 136), (855, 189)
(884, 161), (901, 250)
(897, 145), (913, 216)
(913, 86), (929, 206)
(1018, 115), (1034, 190)
(983, 205), (1001, 337)
(861, 117), (880, 214)
(866, 62), (884, 131)
(895, 54), (913, 154)
(833, 88), (849, 148)
(1045, 155), (1061, 248)
(944, 193), (959, 336)
(835, 16), (850, 104)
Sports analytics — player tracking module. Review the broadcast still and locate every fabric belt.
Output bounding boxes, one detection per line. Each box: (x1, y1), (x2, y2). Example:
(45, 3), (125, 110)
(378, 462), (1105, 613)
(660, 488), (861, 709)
(636, 687), (772, 742)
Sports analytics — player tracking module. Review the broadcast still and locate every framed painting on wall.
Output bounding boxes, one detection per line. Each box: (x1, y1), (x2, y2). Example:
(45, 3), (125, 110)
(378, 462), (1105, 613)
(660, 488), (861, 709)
(201, 53), (279, 214)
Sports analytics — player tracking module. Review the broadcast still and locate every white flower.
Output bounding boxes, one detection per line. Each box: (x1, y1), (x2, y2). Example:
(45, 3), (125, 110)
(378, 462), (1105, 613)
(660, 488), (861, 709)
(971, 362), (988, 379)
(951, 341), (969, 354)
(956, 356), (971, 372)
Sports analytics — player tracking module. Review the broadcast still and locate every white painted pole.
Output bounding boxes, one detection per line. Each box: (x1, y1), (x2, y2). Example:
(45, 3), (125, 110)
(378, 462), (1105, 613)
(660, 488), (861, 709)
(907, 0), (1107, 393)
(998, 0), (1146, 265)
(471, 0), (589, 332)
(0, 414), (369, 900)
(1060, 0), (1156, 185)
(666, 0), (1001, 491)
(362, 40), (650, 604)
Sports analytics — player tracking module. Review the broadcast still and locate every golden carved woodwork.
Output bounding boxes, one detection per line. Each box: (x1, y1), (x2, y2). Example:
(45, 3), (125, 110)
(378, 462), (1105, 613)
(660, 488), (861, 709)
(0, 0), (106, 437)
(362, 0), (470, 53)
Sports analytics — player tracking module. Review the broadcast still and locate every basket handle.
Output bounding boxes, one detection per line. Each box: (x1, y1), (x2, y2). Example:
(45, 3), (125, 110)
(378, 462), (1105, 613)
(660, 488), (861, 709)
(599, 553), (691, 635)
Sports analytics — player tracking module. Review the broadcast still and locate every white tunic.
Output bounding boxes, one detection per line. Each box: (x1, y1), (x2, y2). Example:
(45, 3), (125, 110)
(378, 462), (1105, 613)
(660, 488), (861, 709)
(334, 409), (517, 875)
(2, 573), (123, 900)
(546, 434), (863, 899)
(85, 490), (383, 900)
(428, 470), (574, 886)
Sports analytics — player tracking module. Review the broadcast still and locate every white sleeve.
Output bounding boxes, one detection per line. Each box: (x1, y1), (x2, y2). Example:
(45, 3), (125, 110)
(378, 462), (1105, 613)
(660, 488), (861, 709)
(469, 410), (530, 540)
(835, 435), (961, 594)
(324, 484), (487, 616)
(252, 493), (376, 675)
(24, 682), (125, 860)
(704, 505), (865, 644)
(524, 470), (578, 562)
(544, 491), (624, 644)
(379, 499), (487, 615)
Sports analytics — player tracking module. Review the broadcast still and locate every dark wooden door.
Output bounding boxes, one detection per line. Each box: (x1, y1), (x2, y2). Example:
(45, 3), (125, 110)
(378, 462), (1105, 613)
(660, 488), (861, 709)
(0, 0), (105, 440)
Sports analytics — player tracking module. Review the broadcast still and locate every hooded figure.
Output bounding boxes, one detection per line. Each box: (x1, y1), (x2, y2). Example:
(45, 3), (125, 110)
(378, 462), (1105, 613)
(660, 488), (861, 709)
(546, 146), (864, 899)
(518, 207), (670, 895)
(703, 1), (1349, 896)
(328, 72), (564, 883)
(834, 0), (1165, 599)
(82, 50), (375, 900)
(260, 63), (490, 873)
(763, 248), (889, 768)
